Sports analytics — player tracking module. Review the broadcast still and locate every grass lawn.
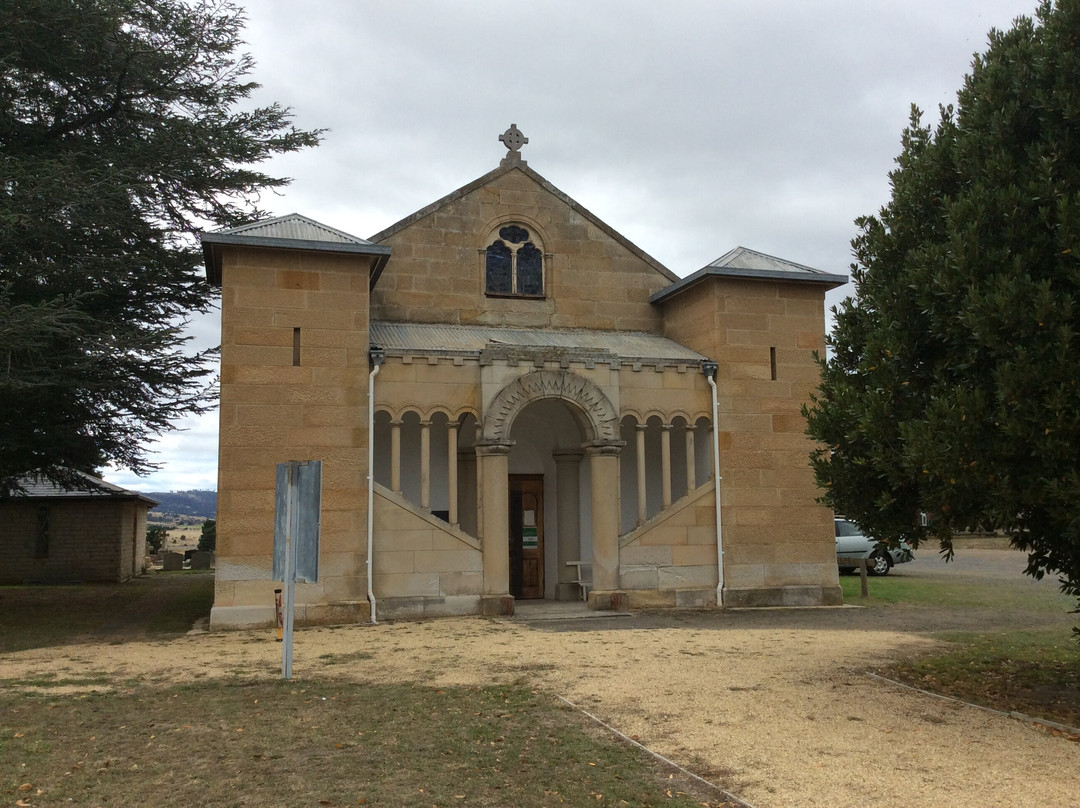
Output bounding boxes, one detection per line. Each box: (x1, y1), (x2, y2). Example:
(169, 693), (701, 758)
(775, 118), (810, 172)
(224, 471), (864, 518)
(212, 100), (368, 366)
(837, 572), (1073, 611)
(0, 680), (735, 807)
(0, 573), (215, 652)
(839, 574), (1080, 731)
(890, 628), (1080, 731)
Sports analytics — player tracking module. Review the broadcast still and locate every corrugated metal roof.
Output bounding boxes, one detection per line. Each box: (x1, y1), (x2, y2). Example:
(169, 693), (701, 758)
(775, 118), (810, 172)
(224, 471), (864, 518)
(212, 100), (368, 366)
(650, 246), (847, 304)
(708, 246), (824, 274)
(370, 322), (707, 363)
(201, 213), (392, 287)
(11, 470), (158, 504)
(214, 213), (379, 245)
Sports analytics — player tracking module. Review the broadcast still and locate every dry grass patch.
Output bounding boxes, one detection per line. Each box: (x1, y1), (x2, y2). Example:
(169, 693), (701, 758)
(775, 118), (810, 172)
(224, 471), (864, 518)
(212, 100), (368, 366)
(0, 679), (739, 807)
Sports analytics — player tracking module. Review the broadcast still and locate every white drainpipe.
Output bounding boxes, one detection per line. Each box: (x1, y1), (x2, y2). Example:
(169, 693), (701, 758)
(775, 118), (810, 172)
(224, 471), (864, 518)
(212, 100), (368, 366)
(367, 349), (385, 623)
(703, 361), (724, 606)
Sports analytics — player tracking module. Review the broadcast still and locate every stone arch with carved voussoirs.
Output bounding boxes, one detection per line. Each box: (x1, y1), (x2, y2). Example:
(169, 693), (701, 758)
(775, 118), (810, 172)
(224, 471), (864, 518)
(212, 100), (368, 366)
(481, 370), (620, 445)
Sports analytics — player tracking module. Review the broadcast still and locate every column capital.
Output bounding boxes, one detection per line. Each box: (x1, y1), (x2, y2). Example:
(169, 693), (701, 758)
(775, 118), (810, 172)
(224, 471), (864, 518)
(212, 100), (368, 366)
(660, 423), (674, 432)
(475, 440), (514, 457)
(585, 440), (625, 457)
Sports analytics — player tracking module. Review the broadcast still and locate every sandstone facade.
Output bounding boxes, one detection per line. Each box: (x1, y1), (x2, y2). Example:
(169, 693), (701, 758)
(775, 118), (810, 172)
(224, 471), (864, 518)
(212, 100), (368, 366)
(202, 136), (845, 628)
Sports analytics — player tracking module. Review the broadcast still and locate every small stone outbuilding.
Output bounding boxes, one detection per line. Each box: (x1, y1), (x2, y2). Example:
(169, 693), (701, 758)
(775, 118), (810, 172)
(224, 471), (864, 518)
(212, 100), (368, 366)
(0, 471), (156, 584)
(202, 127), (847, 628)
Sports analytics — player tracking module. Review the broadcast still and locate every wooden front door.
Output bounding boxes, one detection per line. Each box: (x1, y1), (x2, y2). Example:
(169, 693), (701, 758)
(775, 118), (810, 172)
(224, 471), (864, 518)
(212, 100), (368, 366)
(509, 475), (544, 600)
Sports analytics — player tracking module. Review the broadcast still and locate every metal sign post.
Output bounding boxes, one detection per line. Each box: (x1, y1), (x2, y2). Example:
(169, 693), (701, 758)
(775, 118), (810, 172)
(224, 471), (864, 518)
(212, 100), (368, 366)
(273, 460), (321, 680)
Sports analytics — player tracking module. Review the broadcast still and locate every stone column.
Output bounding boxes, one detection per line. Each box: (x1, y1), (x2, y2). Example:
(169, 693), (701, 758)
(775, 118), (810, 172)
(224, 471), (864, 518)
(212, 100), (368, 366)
(476, 441), (513, 614)
(635, 424), (647, 525)
(587, 440), (624, 609)
(458, 450), (478, 538)
(553, 449), (583, 601)
(685, 425), (697, 490)
(447, 421), (459, 527)
(390, 419), (402, 494)
(660, 424), (673, 508)
(420, 419), (431, 509)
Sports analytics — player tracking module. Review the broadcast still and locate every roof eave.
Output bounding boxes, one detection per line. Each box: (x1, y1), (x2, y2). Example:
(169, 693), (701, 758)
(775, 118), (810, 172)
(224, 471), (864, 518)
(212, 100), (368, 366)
(650, 265), (849, 304)
(200, 233), (392, 287)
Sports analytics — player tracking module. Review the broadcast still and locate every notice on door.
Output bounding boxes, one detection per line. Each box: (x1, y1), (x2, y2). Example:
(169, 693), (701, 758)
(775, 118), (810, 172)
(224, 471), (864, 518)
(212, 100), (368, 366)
(522, 510), (538, 548)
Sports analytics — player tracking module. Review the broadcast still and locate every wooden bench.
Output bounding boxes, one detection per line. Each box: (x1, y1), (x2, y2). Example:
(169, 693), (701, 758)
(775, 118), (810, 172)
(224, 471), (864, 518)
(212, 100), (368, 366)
(565, 560), (592, 601)
(837, 556), (869, 597)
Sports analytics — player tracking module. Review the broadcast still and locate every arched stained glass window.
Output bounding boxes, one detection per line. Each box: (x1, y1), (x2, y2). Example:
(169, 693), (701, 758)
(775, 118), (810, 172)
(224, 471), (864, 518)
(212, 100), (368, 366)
(517, 243), (543, 296)
(484, 225), (545, 297)
(485, 240), (513, 294)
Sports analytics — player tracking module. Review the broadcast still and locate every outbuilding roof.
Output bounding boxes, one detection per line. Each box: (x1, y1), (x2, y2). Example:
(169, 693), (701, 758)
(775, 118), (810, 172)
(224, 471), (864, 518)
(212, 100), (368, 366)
(11, 470), (158, 506)
(201, 213), (392, 286)
(650, 246), (848, 304)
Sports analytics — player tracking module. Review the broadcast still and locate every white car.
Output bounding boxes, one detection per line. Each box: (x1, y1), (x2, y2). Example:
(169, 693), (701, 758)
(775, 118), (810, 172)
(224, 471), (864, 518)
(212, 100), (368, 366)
(835, 518), (914, 576)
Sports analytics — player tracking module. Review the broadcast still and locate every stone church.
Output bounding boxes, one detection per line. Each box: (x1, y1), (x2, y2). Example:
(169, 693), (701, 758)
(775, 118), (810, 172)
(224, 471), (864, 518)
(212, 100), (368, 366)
(201, 126), (846, 628)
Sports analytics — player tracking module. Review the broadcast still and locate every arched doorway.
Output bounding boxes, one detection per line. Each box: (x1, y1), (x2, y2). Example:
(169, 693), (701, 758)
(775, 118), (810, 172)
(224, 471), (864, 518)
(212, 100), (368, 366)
(506, 398), (587, 600)
(477, 370), (624, 607)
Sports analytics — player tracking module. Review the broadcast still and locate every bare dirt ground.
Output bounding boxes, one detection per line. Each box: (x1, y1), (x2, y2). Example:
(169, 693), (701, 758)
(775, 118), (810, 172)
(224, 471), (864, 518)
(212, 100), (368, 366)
(3, 553), (1078, 808)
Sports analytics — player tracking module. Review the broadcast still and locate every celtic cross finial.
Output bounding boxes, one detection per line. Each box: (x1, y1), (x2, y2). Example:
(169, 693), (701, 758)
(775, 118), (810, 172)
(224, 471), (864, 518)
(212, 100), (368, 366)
(499, 123), (528, 153)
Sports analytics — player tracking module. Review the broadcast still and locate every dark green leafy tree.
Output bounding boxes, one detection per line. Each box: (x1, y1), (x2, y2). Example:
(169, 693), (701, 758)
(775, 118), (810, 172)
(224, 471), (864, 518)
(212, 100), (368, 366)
(805, 0), (1080, 613)
(146, 523), (168, 554)
(197, 518), (215, 552)
(0, 0), (322, 495)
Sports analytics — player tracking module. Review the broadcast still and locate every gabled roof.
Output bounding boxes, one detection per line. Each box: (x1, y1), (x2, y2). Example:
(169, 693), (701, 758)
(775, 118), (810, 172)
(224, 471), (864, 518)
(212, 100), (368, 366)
(201, 213), (392, 286)
(10, 470), (158, 506)
(368, 156), (681, 284)
(650, 246), (848, 304)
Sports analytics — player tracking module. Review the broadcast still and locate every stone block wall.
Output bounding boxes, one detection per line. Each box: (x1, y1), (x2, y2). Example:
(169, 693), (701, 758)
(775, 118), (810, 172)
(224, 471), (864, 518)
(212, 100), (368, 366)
(211, 245), (381, 629)
(372, 486), (483, 618)
(370, 167), (672, 333)
(619, 482), (719, 607)
(660, 277), (842, 607)
(0, 499), (144, 583)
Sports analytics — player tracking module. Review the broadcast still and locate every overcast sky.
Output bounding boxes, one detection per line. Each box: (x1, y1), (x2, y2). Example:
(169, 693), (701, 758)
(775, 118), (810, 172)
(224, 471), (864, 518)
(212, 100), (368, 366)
(105, 0), (1040, 494)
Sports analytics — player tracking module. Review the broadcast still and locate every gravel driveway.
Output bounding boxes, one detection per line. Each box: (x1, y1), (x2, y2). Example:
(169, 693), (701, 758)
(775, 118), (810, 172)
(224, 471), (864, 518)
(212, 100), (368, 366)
(2, 550), (1077, 807)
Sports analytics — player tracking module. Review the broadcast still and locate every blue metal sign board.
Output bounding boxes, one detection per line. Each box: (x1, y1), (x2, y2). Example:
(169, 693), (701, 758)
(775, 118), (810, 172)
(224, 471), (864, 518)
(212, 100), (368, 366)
(273, 460), (321, 584)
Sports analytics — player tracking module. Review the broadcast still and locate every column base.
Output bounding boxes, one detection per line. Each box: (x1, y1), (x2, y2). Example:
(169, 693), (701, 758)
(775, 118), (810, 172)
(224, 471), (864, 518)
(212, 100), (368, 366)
(587, 590), (628, 611)
(480, 594), (515, 616)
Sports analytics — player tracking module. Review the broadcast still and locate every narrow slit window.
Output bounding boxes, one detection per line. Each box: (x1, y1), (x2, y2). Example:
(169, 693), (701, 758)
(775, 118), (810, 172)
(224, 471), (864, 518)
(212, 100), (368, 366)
(34, 507), (49, 558)
(293, 328), (301, 366)
(770, 347), (777, 380)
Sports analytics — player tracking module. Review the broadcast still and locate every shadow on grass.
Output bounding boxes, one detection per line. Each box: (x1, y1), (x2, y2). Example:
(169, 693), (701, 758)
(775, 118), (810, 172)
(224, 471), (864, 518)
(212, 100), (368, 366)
(0, 573), (214, 653)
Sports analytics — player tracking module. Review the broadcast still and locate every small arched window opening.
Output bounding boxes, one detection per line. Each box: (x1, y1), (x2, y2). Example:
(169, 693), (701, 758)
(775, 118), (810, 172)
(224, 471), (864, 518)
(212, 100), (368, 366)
(484, 224), (545, 298)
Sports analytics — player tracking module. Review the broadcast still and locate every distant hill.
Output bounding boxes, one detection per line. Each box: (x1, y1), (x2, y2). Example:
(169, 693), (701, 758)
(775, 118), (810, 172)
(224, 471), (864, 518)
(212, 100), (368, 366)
(148, 489), (217, 520)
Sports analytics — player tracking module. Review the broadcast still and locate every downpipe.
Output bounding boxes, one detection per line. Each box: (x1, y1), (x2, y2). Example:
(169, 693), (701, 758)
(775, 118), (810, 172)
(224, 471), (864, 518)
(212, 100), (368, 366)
(367, 349), (385, 623)
(703, 361), (724, 606)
